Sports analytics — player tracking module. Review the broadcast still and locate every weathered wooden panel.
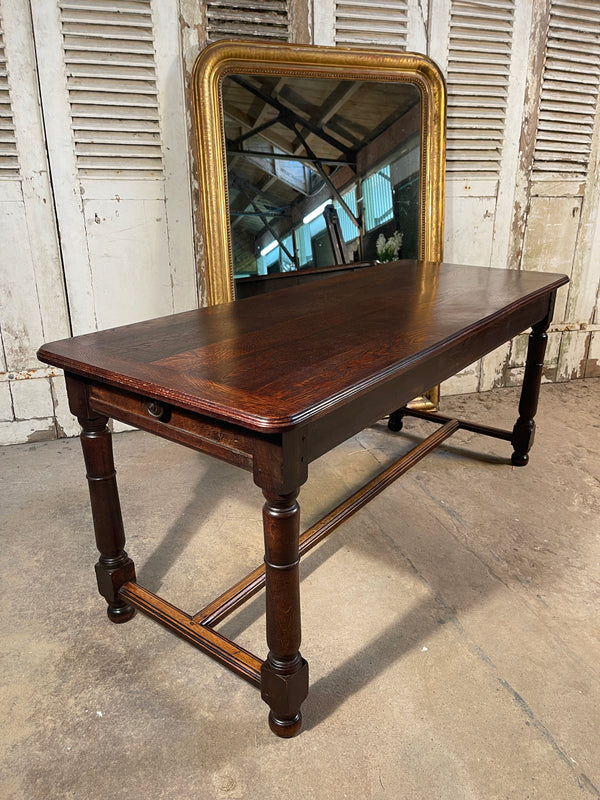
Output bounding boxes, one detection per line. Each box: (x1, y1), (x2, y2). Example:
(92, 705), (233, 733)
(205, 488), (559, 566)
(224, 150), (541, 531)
(50, 377), (80, 438)
(0, 417), (57, 445)
(557, 329), (591, 381)
(480, 343), (511, 392)
(532, 1), (600, 180)
(0, 199), (46, 370)
(0, 382), (13, 422)
(10, 377), (54, 420)
(585, 330), (600, 378)
(520, 196), (581, 323)
(505, 330), (562, 386)
(83, 196), (174, 329)
(0, 16), (19, 176)
(443, 193), (495, 265)
(59, 0), (164, 178)
(441, 361), (480, 396)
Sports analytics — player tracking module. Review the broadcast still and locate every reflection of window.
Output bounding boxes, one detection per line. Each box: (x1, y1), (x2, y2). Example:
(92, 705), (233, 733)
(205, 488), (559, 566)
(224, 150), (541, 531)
(294, 210), (328, 267)
(295, 225), (311, 267)
(293, 188), (359, 268)
(363, 166), (394, 231)
(333, 188), (359, 243)
(256, 235), (293, 274)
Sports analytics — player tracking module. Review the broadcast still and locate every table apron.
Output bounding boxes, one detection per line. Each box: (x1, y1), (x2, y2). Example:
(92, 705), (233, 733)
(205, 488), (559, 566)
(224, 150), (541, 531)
(301, 294), (553, 463)
(87, 382), (259, 472)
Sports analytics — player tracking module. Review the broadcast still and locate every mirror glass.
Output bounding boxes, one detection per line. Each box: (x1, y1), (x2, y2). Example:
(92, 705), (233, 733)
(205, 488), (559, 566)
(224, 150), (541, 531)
(222, 74), (421, 295)
(192, 42), (445, 306)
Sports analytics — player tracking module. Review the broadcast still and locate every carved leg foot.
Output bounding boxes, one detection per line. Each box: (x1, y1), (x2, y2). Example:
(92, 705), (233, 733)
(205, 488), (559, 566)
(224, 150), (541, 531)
(261, 490), (309, 737)
(511, 316), (550, 467)
(387, 409), (404, 432)
(79, 415), (136, 622)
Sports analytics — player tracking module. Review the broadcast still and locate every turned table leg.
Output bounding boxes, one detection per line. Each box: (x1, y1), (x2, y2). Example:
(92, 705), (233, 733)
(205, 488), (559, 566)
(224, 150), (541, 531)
(511, 315), (550, 467)
(260, 490), (309, 738)
(79, 415), (136, 622)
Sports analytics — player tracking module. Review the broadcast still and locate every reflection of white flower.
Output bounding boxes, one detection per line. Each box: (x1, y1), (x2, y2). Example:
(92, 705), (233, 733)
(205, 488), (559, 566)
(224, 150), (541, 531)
(376, 231), (403, 262)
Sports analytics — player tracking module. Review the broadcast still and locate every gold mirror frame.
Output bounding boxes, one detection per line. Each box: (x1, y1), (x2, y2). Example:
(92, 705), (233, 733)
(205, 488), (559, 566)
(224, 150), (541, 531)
(192, 40), (446, 307)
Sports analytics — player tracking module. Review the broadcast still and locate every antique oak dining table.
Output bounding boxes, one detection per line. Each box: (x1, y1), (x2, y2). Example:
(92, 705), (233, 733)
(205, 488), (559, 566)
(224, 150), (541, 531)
(37, 260), (568, 737)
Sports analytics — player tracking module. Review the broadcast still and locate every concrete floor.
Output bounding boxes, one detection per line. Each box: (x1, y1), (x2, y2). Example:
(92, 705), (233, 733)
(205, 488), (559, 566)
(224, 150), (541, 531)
(1, 379), (599, 800)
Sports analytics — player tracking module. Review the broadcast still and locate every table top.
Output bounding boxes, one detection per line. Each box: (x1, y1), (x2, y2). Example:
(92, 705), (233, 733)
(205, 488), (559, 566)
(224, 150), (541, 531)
(38, 261), (568, 433)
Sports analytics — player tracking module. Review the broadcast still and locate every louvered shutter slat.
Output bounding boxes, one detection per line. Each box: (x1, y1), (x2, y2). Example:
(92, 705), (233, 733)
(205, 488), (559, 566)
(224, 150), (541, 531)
(72, 117), (159, 131)
(59, 0), (163, 177)
(64, 36), (155, 54)
(335, 1), (408, 49)
(206, 1), (289, 42)
(67, 77), (159, 93)
(61, 11), (153, 28)
(537, 119), (593, 134)
(70, 90), (159, 106)
(543, 70), (598, 87)
(0, 15), (18, 176)
(72, 105), (159, 119)
(446, 0), (514, 177)
(67, 63), (156, 80)
(533, 0), (600, 179)
(62, 1), (153, 13)
(547, 45), (600, 63)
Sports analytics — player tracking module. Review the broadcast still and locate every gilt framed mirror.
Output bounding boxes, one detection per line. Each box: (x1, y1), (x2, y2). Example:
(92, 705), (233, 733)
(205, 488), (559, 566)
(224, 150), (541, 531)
(191, 40), (446, 307)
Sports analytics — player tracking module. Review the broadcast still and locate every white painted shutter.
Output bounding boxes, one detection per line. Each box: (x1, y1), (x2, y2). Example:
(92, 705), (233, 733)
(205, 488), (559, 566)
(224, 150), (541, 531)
(446, 0), (515, 177)
(206, 1), (290, 41)
(30, 0), (196, 337)
(0, 0), (73, 443)
(0, 12), (18, 177)
(59, 0), (163, 177)
(334, 1), (408, 49)
(532, 0), (600, 180)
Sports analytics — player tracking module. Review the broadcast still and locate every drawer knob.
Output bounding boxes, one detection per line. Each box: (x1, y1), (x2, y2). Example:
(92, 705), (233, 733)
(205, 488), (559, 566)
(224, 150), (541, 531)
(145, 400), (164, 419)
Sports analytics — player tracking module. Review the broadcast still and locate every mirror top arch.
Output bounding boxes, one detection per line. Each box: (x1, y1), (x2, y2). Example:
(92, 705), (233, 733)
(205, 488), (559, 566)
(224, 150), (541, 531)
(192, 40), (446, 305)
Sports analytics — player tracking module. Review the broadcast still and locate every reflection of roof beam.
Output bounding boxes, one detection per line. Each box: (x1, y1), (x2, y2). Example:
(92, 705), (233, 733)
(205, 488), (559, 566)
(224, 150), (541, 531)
(227, 145), (355, 168)
(227, 136), (312, 196)
(319, 82), (362, 126)
(280, 82), (363, 150)
(231, 174), (287, 209)
(240, 84), (362, 228)
(294, 126), (360, 229)
(230, 115), (282, 147)
(228, 151), (300, 232)
(246, 198), (295, 265)
(356, 103), (421, 176)
(230, 210), (289, 218)
(231, 75), (354, 160)
(225, 108), (294, 156)
(244, 156), (311, 197)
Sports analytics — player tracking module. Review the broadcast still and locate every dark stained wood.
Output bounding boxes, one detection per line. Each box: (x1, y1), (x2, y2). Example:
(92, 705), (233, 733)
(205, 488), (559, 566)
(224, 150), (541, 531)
(511, 310), (552, 465)
(235, 260), (378, 299)
(87, 381), (256, 472)
(394, 407), (514, 442)
(119, 582), (262, 686)
(260, 489), (308, 738)
(37, 259), (568, 738)
(194, 419), (459, 629)
(65, 377), (136, 623)
(38, 261), (568, 434)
